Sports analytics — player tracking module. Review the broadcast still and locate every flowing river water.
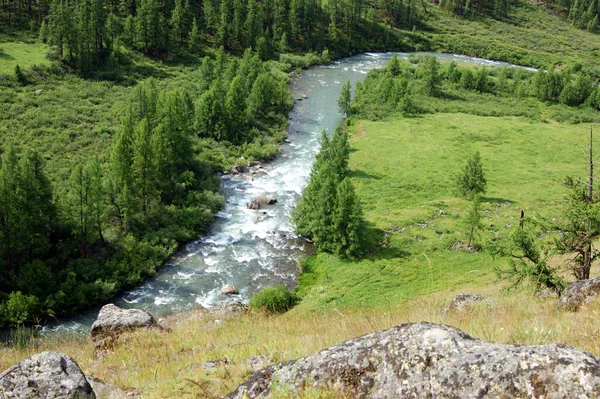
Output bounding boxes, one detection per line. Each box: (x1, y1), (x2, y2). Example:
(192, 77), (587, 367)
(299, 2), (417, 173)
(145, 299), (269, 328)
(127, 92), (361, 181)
(40, 52), (528, 336)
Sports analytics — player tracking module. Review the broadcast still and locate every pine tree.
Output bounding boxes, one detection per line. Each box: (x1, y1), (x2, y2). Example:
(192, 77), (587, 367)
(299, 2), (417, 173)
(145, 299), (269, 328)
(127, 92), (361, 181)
(194, 80), (225, 139)
(388, 54), (402, 76)
(456, 151), (487, 199)
(68, 163), (92, 257)
(109, 107), (137, 228)
(188, 17), (201, 50)
(132, 117), (156, 217)
(225, 76), (247, 143)
(171, 0), (191, 45)
(337, 79), (352, 116)
(422, 56), (441, 96)
(332, 177), (363, 257)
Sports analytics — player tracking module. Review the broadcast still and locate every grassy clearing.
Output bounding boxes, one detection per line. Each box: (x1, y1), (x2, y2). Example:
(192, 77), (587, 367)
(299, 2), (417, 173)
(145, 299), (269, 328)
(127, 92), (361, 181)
(0, 41), (49, 74)
(298, 114), (593, 310)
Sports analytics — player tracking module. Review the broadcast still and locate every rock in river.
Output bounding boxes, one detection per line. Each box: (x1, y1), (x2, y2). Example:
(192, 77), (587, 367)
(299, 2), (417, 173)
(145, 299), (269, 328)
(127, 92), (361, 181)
(225, 322), (600, 398)
(0, 352), (95, 399)
(220, 284), (239, 295)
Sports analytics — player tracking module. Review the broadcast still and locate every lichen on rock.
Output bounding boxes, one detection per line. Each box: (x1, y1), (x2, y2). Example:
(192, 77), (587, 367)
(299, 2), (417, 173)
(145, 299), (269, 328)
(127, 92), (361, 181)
(225, 322), (600, 398)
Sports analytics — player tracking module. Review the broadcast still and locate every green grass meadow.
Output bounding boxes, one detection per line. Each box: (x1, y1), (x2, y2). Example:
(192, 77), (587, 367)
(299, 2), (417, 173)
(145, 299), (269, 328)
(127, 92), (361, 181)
(297, 114), (594, 310)
(0, 41), (49, 74)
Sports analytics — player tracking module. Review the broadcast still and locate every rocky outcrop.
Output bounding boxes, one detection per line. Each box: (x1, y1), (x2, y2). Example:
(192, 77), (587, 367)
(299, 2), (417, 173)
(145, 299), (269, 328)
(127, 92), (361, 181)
(443, 293), (492, 313)
(0, 352), (95, 399)
(90, 304), (157, 349)
(225, 322), (600, 399)
(220, 284), (239, 295)
(557, 277), (600, 311)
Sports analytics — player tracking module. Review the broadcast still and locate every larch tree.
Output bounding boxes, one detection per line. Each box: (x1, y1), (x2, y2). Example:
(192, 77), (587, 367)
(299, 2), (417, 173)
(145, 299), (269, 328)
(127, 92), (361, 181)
(338, 79), (352, 116)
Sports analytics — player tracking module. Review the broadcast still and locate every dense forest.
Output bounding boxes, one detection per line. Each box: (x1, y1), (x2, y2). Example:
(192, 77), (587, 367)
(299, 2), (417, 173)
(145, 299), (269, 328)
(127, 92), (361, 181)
(1, 0), (428, 77)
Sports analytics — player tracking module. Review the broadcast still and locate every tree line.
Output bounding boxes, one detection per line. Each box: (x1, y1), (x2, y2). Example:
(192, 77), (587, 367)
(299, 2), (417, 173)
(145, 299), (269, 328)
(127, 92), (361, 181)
(349, 55), (600, 121)
(0, 50), (291, 327)
(2, 0), (423, 76)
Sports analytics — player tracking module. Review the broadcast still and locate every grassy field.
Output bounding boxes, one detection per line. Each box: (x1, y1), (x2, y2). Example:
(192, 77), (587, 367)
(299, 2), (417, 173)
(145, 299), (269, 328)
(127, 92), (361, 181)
(297, 114), (595, 310)
(0, 41), (49, 74)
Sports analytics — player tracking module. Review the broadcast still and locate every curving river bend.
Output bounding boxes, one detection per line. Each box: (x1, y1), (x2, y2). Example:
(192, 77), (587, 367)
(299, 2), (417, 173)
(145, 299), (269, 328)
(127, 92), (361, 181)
(44, 52), (527, 335)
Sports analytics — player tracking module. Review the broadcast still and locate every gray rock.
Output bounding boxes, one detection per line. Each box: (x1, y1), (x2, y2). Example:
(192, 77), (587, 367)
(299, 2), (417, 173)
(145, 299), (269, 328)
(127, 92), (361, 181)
(443, 293), (492, 313)
(225, 322), (600, 399)
(247, 200), (260, 210)
(243, 355), (275, 373)
(85, 377), (126, 399)
(557, 277), (600, 311)
(90, 304), (157, 349)
(0, 352), (95, 399)
(220, 284), (239, 295)
(231, 165), (246, 174)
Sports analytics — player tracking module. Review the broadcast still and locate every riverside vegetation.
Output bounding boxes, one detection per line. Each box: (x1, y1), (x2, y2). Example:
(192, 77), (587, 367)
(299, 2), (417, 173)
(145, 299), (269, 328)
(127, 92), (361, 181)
(4, 0), (600, 395)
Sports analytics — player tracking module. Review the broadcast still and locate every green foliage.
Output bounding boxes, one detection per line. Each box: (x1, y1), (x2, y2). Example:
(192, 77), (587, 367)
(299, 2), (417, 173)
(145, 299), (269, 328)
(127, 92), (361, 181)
(337, 80), (352, 116)
(14, 64), (27, 85)
(552, 175), (600, 280)
(5, 292), (39, 325)
(293, 127), (364, 258)
(249, 285), (299, 314)
(421, 56), (441, 96)
(493, 226), (566, 296)
(456, 151), (487, 200)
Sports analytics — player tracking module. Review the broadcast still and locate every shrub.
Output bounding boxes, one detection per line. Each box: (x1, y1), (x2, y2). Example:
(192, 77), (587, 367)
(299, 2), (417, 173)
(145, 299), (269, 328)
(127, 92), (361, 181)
(249, 285), (299, 314)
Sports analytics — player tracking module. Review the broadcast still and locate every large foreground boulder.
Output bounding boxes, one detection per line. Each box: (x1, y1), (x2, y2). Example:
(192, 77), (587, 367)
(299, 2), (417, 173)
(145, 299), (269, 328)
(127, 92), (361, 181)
(91, 304), (157, 349)
(225, 322), (600, 398)
(0, 352), (95, 398)
(557, 277), (600, 311)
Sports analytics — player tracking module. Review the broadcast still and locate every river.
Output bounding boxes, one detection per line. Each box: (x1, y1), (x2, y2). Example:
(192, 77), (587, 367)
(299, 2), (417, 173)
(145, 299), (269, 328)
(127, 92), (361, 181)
(41, 52), (529, 336)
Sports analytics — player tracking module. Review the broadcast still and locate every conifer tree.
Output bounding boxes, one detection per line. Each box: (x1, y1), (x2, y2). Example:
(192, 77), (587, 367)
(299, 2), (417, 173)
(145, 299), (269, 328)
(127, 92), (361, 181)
(132, 117), (156, 217)
(225, 76), (247, 142)
(456, 151), (487, 199)
(338, 79), (352, 116)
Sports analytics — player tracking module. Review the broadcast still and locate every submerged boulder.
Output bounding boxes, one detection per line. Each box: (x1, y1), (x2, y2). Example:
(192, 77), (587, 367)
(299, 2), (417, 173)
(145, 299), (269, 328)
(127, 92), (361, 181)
(225, 322), (600, 399)
(0, 352), (95, 399)
(557, 277), (600, 311)
(90, 304), (157, 349)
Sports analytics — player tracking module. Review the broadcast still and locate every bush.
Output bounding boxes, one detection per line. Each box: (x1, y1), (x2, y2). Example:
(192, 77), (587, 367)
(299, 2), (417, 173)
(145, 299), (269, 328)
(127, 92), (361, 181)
(249, 285), (299, 314)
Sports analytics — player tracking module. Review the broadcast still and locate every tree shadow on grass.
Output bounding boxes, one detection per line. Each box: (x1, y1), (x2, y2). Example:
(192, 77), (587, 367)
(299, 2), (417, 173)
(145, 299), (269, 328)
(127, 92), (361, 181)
(351, 169), (382, 180)
(361, 220), (410, 261)
(0, 49), (15, 61)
